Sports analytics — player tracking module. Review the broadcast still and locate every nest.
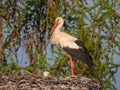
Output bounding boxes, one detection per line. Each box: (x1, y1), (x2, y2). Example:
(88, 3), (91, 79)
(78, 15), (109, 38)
(0, 74), (101, 90)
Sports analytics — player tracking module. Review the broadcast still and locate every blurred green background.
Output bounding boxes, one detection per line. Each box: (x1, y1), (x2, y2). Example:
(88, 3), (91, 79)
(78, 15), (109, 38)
(0, 0), (120, 89)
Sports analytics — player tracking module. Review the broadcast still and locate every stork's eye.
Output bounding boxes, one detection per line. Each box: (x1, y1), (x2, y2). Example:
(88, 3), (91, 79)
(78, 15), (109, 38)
(56, 19), (59, 22)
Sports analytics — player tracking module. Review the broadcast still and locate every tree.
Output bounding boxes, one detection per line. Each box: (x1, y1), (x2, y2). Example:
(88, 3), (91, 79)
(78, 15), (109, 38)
(0, 0), (120, 89)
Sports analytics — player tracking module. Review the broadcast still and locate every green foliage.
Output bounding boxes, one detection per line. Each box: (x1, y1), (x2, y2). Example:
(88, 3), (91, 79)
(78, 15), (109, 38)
(50, 53), (69, 76)
(0, 0), (120, 89)
(34, 49), (50, 71)
(0, 55), (19, 74)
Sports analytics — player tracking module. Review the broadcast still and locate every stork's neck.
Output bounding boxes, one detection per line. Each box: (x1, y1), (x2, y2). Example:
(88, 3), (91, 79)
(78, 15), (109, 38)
(53, 28), (61, 34)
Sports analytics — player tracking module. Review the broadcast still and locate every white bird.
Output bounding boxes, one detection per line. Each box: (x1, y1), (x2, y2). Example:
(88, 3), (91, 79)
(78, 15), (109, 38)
(50, 17), (93, 76)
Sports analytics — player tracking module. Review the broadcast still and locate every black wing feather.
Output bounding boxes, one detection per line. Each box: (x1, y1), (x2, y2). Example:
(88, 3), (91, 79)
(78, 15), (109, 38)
(63, 40), (93, 67)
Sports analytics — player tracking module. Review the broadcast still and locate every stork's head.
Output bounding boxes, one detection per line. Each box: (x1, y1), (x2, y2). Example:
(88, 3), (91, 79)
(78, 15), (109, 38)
(50, 17), (64, 34)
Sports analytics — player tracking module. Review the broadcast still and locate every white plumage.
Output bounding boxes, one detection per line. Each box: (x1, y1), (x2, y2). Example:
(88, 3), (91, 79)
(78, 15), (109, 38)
(51, 32), (80, 49)
(50, 17), (93, 75)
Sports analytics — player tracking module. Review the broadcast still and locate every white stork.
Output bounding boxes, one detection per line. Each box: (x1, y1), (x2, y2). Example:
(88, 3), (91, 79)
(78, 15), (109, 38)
(50, 17), (93, 76)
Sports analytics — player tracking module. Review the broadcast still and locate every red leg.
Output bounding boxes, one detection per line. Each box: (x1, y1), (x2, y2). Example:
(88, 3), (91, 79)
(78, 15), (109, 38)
(70, 56), (75, 76)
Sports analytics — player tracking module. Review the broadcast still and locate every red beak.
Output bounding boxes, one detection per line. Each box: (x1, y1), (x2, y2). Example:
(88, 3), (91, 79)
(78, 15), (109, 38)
(50, 22), (58, 34)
